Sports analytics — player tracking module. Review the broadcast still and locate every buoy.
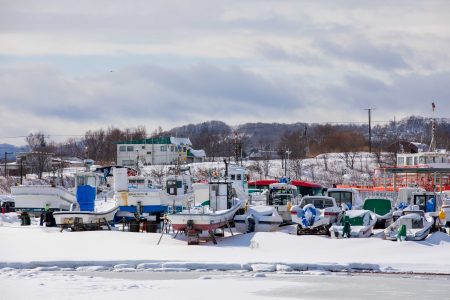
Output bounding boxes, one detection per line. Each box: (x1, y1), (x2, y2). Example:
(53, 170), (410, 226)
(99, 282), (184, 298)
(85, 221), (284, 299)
(287, 201), (292, 212)
(439, 209), (446, 220)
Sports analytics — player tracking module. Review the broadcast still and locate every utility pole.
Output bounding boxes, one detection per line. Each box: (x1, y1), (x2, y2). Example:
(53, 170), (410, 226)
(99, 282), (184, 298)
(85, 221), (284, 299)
(4, 152), (12, 178)
(20, 157), (23, 184)
(365, 108), (375, 153)
(284, 149), (291, 177)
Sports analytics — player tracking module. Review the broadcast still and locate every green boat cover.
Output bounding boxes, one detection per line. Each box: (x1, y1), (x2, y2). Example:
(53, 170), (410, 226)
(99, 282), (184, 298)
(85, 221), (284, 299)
(341, 210), (371, 226)
(363, 198), (392, 216)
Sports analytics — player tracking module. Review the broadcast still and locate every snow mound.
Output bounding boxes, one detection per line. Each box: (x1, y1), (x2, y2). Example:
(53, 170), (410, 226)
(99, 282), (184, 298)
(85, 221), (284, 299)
(0, 212), (20, 225)
(424, 232), (450, 244)
(251, 264), (277, 272)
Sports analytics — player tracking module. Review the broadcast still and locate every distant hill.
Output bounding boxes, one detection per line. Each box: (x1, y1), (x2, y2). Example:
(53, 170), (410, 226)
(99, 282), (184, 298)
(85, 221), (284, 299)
(0, 144), (28, 161)
(169, 116), (450, 156)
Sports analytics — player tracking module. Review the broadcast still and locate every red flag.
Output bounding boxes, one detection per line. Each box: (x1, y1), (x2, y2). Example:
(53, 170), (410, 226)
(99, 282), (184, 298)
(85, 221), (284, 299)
(432, 102), (436, 111)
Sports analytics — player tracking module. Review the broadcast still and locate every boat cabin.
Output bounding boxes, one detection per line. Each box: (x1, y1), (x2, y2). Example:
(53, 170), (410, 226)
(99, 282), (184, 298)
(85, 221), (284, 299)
(209, 181), (234, 211)
(267, 183), (299, 206)
(128, 176), (153, 189)
(326, 188), (363, 210)
(224, 164), (248, 192)
(166, 174), (193, 196)
(412, 191), (441, 213)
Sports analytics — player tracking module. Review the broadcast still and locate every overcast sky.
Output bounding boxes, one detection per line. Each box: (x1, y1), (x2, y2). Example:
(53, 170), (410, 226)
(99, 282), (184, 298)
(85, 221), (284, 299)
(1, 0), (449, 145)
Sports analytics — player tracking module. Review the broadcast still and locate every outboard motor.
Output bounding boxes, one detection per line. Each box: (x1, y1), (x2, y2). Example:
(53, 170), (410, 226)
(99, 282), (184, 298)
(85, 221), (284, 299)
(246, 215), (256, 233)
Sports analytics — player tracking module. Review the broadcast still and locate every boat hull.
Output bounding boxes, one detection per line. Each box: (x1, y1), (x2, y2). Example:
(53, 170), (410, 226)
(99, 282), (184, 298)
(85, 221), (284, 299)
(169, 200), (242, 232)
(234, 215), (282, 233)
(53, 206), (119, 225)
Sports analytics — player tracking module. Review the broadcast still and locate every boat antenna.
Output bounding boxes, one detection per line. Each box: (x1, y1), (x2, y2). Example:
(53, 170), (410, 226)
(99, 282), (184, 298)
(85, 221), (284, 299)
(429, 102), (437, 152)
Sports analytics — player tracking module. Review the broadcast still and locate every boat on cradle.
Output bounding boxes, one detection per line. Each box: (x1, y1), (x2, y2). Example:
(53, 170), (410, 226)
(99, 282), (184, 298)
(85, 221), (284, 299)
(362, 197), (394, 228)
(53, 165), (119, 229)
(114, 168), (193, 220)
(53, 200), (119, 229)
(384, 206), (433, 241)
(290, 196), (342, 235)
(168, 180), (244, 245)
(267, 182), (301, 223)
(326, 187), (364, 210)
(234, 205), (282, 233)
(330, 210), (377, 238)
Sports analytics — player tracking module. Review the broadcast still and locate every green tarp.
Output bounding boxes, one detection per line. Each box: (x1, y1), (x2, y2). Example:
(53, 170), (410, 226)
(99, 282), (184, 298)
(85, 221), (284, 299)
(363, 198), (392, 216)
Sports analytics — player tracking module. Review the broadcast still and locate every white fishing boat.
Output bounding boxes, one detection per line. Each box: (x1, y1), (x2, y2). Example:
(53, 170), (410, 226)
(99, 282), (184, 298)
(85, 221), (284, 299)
(53, 199), (119, 227)
(114, 169), (193, 218)
(290, 196), (342, 235)
(234, 205), (282, 233)
(393, 191), (442, 221)
(169, 181), (242, 232)
(362, 197), (394, 228)
(267, 182), (301, 223)
(384, 206), (433, 241)
(330, 210), (377, 238)
(50, 164), (120, 229)
(11, 185), (76, 211)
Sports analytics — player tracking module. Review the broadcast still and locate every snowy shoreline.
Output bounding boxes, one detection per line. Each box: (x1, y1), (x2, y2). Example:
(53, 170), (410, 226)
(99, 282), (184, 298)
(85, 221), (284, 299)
(2, 221), (450, 275)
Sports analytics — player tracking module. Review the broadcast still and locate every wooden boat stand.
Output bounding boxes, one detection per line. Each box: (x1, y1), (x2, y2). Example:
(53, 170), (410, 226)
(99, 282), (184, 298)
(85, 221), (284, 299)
(60, 217), (111, 232)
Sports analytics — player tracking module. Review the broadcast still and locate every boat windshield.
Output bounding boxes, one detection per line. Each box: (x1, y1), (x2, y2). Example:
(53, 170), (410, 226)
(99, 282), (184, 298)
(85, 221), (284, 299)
(301, 198), (334, 209)
(272, 194), (292, 205)
(328, 191), (352, 207)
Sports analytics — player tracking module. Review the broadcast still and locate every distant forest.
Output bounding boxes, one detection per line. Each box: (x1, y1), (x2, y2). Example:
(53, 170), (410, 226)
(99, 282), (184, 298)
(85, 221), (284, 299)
(14, 116), (450, 165)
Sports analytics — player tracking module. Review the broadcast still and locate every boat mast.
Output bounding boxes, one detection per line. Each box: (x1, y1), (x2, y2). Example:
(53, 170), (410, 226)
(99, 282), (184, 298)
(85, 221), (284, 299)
(429, 102), (436, 152)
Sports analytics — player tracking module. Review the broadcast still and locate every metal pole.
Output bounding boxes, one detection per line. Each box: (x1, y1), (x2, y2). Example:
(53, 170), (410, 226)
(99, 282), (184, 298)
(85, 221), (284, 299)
(4, 152), (12, 178)
(365, 108), (375, 153)
(20, 158), (23, 184)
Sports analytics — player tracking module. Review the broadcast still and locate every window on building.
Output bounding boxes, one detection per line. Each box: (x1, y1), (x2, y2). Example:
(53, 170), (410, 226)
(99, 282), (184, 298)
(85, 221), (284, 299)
(127, 146), (134, 152)
(119, 146), (126, 152)
(161, 146), (167, 152)
(142, 146), (145, 149)
(397, 157), (405, 166)
(419, 156), (425, 164)
(182, 147), (186, 152)
(230, 174), (236, 180)
(237, 174), (242, 180)
(406, 157), (413, 165)
(413, 156), (418, 165)
(171, 146), (175, 152)
(147, 151), (152, 155)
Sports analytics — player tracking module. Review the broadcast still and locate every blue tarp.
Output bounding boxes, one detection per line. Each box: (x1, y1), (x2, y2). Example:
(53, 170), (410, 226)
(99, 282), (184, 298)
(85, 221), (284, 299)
(76, 185), (96, 212)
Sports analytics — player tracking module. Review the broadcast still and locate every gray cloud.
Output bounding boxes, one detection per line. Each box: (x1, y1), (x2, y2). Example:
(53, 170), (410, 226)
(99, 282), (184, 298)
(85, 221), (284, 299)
(1, 1), (450, 143)
(315, 38), (410, 71)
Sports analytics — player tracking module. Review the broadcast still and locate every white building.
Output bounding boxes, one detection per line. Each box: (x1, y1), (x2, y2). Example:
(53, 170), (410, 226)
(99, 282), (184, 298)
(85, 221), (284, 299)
(116, 137), (205, 166)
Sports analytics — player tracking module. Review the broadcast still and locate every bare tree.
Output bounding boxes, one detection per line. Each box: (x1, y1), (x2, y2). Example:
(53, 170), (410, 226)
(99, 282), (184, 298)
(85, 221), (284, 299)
(25, 132), (53, 179)
(290, 158), (303, 180)
(150, 166), (166, 185)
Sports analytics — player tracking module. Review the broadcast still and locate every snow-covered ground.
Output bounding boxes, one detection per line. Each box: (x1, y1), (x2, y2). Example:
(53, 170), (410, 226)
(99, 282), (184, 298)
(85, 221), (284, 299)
(1, 270), (449, 300)
(1, 213), (450, 274)
(1, 212), (450, 299)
